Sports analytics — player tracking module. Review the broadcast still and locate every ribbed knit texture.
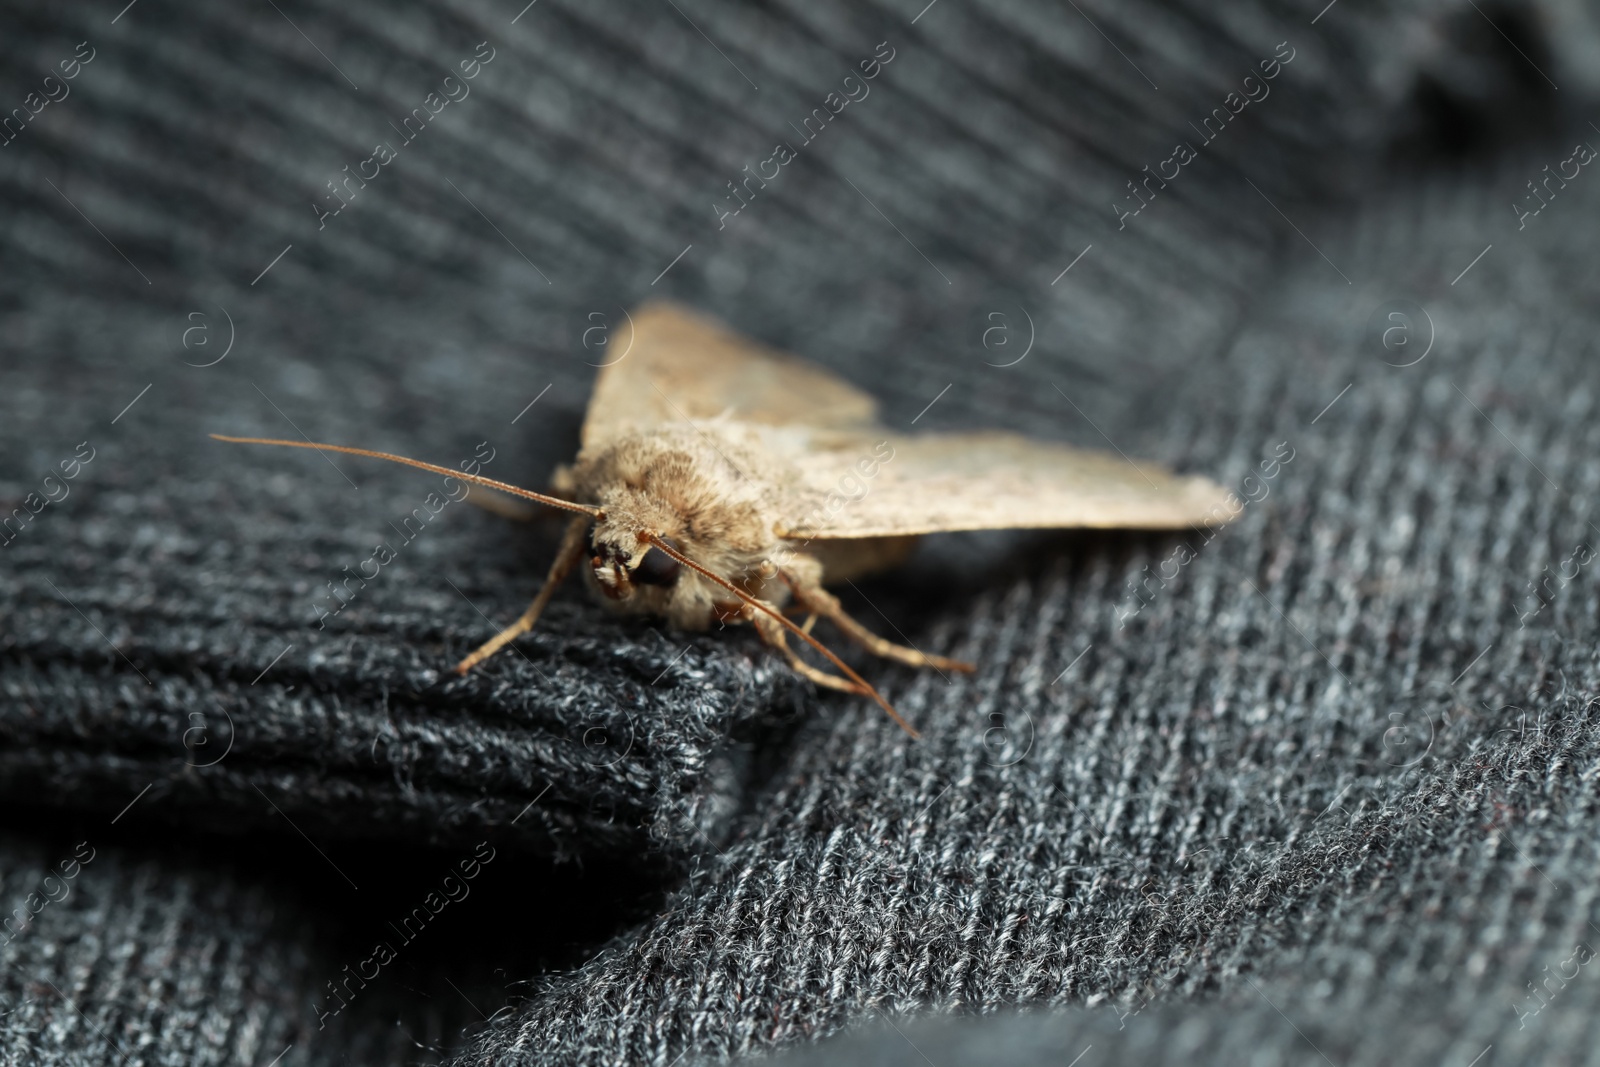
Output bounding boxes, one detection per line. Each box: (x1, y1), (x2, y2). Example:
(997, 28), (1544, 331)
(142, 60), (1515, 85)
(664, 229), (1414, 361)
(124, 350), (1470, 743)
(453, 175), (1600, 1064)
(3, 0), (1598, 1064)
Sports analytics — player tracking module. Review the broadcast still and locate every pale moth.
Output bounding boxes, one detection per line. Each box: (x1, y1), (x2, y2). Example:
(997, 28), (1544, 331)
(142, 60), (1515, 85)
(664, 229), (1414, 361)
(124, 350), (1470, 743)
(215, 303), (1234, 735)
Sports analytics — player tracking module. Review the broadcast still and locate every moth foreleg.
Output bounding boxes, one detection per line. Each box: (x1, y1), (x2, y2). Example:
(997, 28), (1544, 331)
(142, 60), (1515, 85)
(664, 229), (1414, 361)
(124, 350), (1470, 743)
(750, 611), (866, 695)
(462, 487), (543, 522)
(455, 513), (590, 674)
(783, 577), (976, 675)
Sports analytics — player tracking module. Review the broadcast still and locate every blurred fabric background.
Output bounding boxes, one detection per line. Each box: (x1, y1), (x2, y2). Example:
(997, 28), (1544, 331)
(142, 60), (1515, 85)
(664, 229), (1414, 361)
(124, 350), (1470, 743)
(4, 1), (1600, 1064)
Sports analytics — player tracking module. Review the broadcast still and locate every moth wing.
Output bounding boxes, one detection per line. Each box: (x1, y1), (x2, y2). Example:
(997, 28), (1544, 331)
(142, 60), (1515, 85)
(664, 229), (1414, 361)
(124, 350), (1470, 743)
(778, 431), (1240, 539)
(580, 301), (881, 450)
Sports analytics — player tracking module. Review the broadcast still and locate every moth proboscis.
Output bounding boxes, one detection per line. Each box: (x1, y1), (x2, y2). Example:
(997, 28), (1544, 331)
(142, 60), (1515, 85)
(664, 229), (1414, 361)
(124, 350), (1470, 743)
(214, 302), (1237, 737)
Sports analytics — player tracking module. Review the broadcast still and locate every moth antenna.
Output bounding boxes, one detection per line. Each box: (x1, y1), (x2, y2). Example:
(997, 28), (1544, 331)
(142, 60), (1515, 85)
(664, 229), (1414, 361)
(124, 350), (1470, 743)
(639, 532), (920, 739)
(209, 435), (605, 520)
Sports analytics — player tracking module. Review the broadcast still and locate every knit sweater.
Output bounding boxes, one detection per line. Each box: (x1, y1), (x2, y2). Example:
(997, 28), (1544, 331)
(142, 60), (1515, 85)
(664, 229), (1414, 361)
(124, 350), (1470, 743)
(3, 0), (1598, 1064)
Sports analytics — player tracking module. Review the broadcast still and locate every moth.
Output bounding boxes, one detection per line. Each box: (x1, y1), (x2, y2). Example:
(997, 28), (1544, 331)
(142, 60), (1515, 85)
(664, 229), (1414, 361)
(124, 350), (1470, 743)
(215, 302), (1234, 735)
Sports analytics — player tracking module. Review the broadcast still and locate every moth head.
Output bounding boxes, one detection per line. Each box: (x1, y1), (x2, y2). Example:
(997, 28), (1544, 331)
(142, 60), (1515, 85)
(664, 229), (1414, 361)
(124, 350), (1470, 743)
(589, 527), (681, 601)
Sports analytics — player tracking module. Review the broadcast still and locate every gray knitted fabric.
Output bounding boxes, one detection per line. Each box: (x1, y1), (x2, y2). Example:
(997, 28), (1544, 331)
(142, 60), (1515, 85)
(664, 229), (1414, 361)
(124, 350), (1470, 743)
(3, 0), (1599, 1064)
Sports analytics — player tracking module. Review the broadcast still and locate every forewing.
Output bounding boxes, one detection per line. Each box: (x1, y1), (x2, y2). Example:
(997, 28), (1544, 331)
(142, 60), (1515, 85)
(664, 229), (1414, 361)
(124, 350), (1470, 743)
(580, 302), (880, 450)
(779, 431), (1240, 538)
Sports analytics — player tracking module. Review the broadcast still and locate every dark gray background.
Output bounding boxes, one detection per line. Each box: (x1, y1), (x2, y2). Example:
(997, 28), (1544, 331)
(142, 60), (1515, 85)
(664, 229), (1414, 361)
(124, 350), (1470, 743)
(3, 0), (1599, 1064)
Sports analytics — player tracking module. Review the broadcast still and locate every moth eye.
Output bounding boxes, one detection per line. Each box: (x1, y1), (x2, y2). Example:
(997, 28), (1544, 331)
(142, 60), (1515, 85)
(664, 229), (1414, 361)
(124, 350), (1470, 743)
(632, 537), (681, 587)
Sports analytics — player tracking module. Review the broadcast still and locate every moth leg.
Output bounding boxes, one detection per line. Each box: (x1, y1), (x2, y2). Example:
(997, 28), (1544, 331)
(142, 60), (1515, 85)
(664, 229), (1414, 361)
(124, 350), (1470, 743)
(780, 606), (819, 635)
(785, 579), (975, 674)
(779, 608), (818, 634)
(750, 611), (865, 695)
(455, 513), (590, 674)
(463, 487), (542, 522)
(468, 467), (584, 522)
